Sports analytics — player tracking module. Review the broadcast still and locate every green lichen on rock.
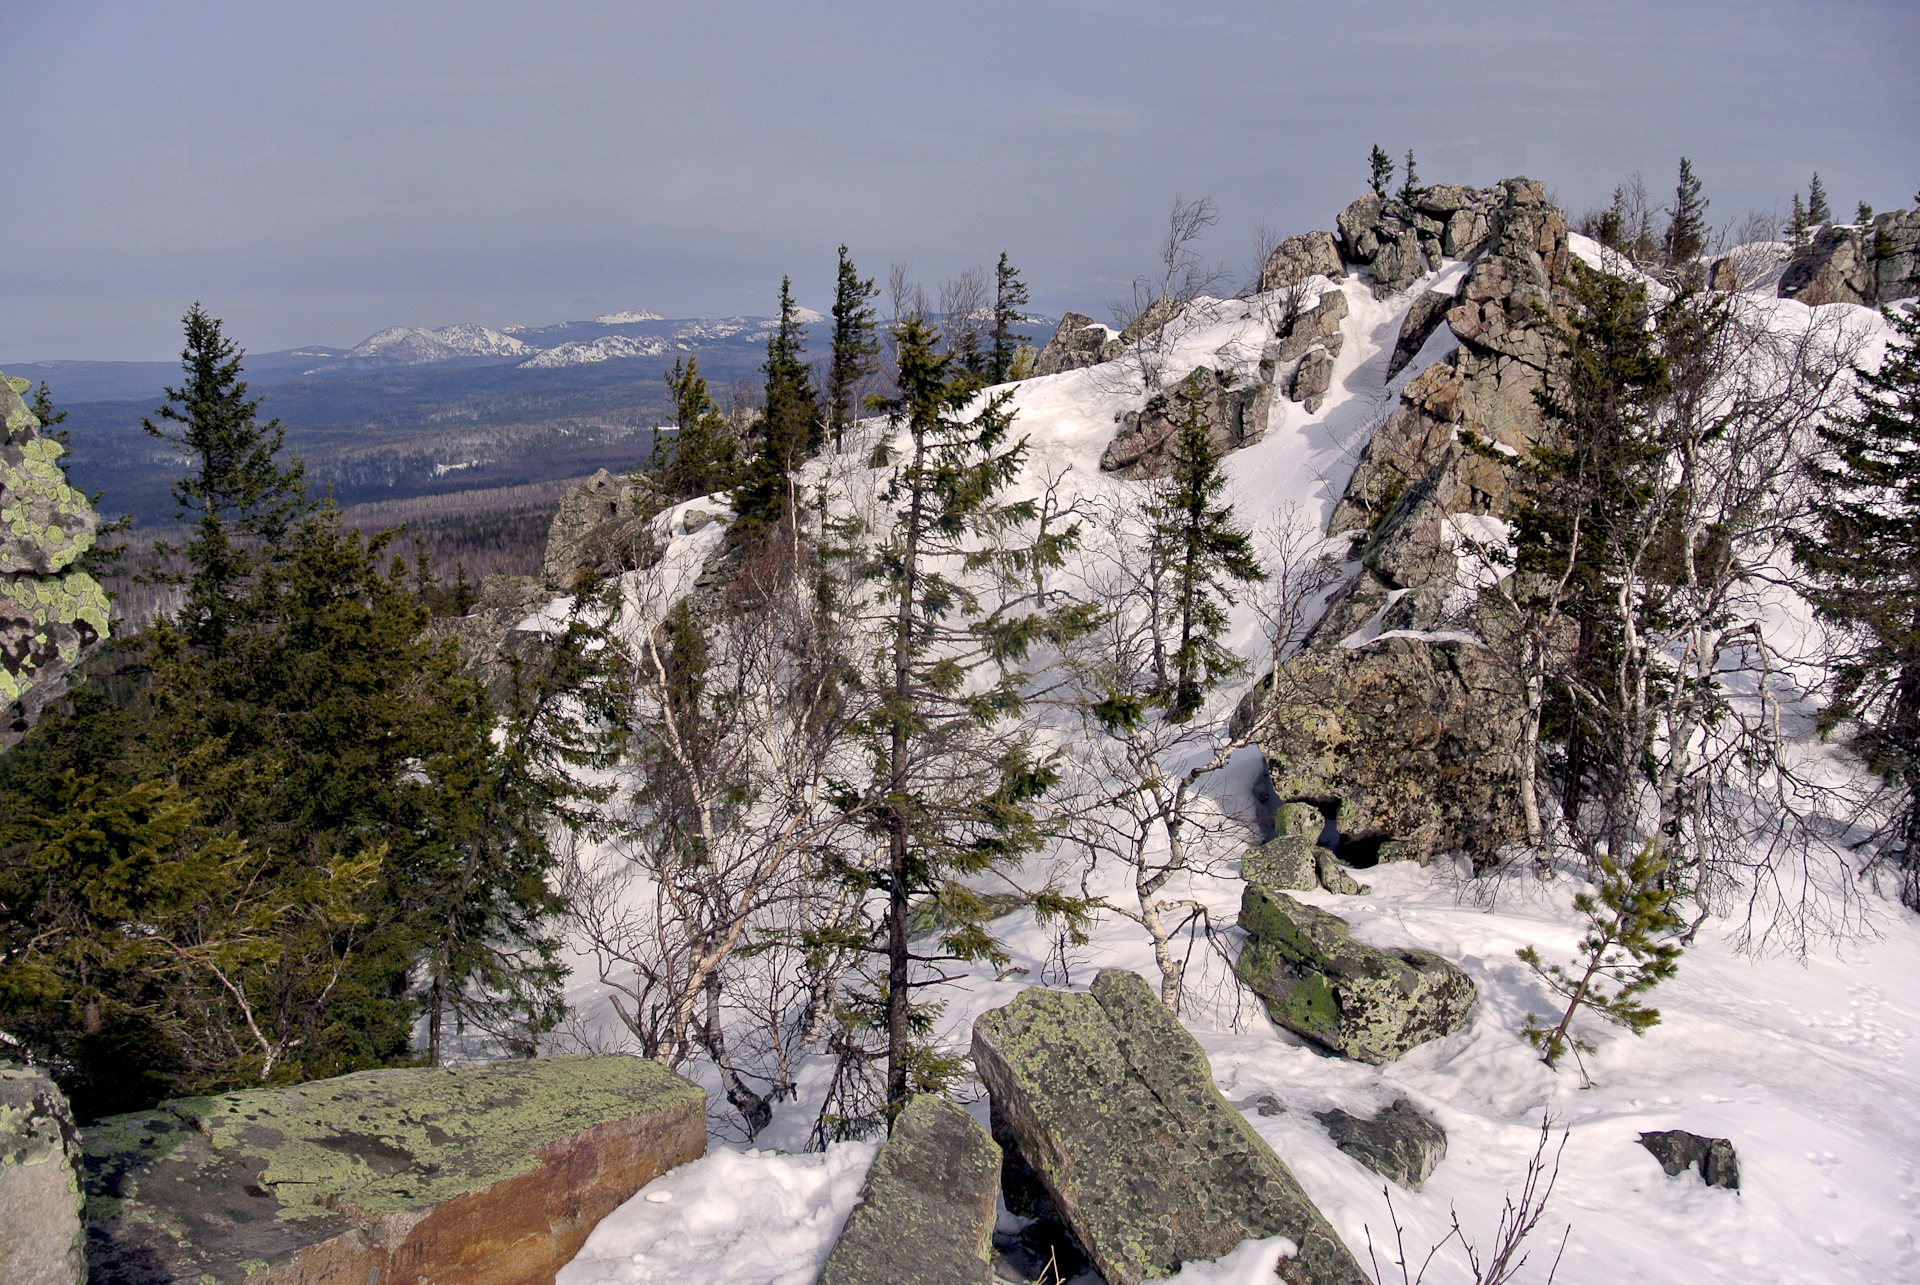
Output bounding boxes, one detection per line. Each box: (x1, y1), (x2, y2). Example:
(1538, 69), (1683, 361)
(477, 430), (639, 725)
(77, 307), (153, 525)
(1236, 886), (1476, 1065)
(1, 570), (110, 703)
(1244, 835), (1320, 891)
(819, 1095), (999, 1285)
(973, 969), (1368, 1285)
(1, 1064), (87, 1285)
(2, 437), (99, 575)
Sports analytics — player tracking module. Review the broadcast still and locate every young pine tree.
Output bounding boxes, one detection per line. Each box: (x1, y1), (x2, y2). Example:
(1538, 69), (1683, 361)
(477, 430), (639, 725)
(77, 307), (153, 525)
(658, 355), (738, 500)
(989, 252), (1031, 385)
(1147, 371), (1266, 722)
(1795, 304), (1920, 909)
(827, 246), (881, 451)
(1807, 172), (1832, 225)
(1368, 144), (1394, 199)
(1664, 157), (1709, 267)
(1856, 201), (1875, 227)
(1787, 192), (1809, 249)
(1398, 149), (1423, 204)
(733, 277), (819, 538)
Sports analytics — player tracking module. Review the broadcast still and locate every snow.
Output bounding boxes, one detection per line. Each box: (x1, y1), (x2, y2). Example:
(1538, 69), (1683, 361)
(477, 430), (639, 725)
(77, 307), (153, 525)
(596, 310), (666, 324)
(520, 335), (674, 368)
(542, 256), (1920, 1284)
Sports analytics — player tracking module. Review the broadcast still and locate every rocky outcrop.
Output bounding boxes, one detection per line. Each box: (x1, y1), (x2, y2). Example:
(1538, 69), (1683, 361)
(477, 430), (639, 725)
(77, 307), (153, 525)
(1099, 367), (1276, 478)
(1237, 887), (1477, 1065)
(1, 1066), (86, 1285)
(1637, 1130), (1740, 1190)
(819, 1095), (1000, 1285)
(543, 467), (664, 590)
(972, 969), (1367, 1285)
(1778, 210), (1920, 307)
(1034, 312), (1124, 377)
(1314, 1100), (1447, 1191)
(1386, 285), (1460, 379)
(1, 374), (110, 752)
(83, 1054), (706, 1285)
(1260, 231), (1346, 292)
(1335, 185), (1500, 296)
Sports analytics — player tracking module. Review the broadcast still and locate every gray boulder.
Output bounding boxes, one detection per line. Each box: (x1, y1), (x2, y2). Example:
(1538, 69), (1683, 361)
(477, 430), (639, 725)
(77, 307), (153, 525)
(972, 969), (1368, 1285)
(1100, 367), (1276, 478)
(543, 467), (662, 590)
(0, 1065), (86, 1285)
(1336, 194), (1385, 262)
(1314, 1100), (1447, 1190)
(819, 1095), (999, 1285)
(1034, 312), (1124, 377)
(1290, 347), (1335, 410)
(1244, 834), (1319, 891)
(1261, 231), (1346, 291)
(1265, 289), (1350, 368)
(1236, 886), (1477, 1064)
(1369, 229), (1428, 297)
(1779, 211), (1920, 307)
(1637, 1130), (1740, 1190)
(1315, 848), (1368, 896)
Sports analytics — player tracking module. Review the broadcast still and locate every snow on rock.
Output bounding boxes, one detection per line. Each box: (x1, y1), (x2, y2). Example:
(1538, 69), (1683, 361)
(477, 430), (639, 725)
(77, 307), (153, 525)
(595, 310), (665, 324)
(344, 323), (531, 364)
(521, 335), (675, 368)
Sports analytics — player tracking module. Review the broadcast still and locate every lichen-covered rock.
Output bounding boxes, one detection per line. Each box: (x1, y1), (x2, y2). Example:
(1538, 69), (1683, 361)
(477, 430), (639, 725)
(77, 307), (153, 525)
(1034, 312), (1124, 377)
(1100, 367), (1276, 479)
(1237, 887), (1476, 1065)
(1779, 211), (1920, 307)
(2, 438), (98, 576)
(1637, 1130), (1740, 1190)
(1260, 231), (1346, 292)
(1244, 835), (1319, 891)
(1, 1065), (86, 1285)
(83, 1054), (706, 1285)
(1314, 1099), (1447, 1190)
(972, 969), (1367, 1285)
(819, 1095), (999, 1285)
(1315, 848), (1367, 896)
(1290, 347), (1335, 409)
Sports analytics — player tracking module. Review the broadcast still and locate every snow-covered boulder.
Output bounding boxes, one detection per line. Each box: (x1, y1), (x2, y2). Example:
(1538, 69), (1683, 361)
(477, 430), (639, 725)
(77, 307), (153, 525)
(1236, 886), (1477, 1065)
(1099, 366), (1276, 478)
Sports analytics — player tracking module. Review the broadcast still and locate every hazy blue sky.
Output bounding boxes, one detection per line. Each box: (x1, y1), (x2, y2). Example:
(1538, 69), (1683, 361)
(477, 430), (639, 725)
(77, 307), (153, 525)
(6, 0), (1917, 361)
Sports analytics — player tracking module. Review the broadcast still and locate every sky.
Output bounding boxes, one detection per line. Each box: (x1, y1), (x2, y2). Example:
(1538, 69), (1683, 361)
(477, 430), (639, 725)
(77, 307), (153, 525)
(5, 0), (1917, 362)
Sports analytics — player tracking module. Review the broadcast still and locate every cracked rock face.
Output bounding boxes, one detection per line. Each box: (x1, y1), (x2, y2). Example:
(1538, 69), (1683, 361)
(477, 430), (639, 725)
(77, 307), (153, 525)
(1, 374), (110, 751)
(1099, 366), (1276, 479)
(1778, 210), (1920, 307)
(1236, 887), (1477, 1065)
(1, 1065), (87, 1285)
(972, 969), (1368, 1285)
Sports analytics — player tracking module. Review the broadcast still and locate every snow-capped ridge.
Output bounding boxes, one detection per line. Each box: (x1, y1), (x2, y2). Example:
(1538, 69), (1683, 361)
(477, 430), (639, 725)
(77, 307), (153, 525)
(595, 310), (665, 325)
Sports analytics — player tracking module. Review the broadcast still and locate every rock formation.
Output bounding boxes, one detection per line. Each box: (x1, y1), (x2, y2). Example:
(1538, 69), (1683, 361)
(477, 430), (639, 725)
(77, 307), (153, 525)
(1099, 366), (1277, 478)
(1259, 230), (1346, 292)
(1314, 1099), (1447, 1191)
(1, 374), (111, 752)
(1, 1065), (86, 1285)
(1236, 885), (1477, 1064)
(1637, 1129), (1740, 1190)
(82, 1054), (705, 1285)
(818, 1095), (1000, 1285)
(1335, 185), (1500, 296)
(973, 969), (1368, 1285)
(1033, 312), (1124, 377)
(543, 467), (663, 590)
(1778, 210), (1920, 307)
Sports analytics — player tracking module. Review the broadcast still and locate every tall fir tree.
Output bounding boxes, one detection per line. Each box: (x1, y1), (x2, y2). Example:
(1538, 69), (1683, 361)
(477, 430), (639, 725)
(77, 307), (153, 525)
(1368, 144), (1394, 199)
(1664, 157), (1709, 266)
(1795, 304), (1920, 909)
(1807, 172), (1832, 225)
(1146, 372), (1266, 721)
(658, 355), (738, 500)
(733, 277), (819, 538)
(988, 252), (1031, 385)
(827, 246), (880, 451)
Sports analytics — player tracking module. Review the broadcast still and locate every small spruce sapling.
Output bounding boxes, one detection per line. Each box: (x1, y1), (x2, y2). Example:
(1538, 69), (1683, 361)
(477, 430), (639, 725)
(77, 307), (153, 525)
(1369, 145), (1394, 199)
(1664, 157), (1708, 266)
(1398, 149), (1423, 205)
(1856, 201), (1874, 226)
(1787, 192), (1809, 249)
(1518, 843), (1682, 1081)
(1807, 172), (1831, 225)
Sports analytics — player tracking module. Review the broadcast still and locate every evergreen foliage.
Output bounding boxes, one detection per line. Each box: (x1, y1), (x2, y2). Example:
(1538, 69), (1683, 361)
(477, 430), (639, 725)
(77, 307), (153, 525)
(827, 246), (880, 450)
(1368, 145), (1394, 199)
(1663, 158), (1709, 266)
(989, 252), (1031, 385)
(1856, 201), (1874, 226)
(1397, 149), (1423, 204)
(658, 355), (739, 500)
(1518, 843), (1683, 1079)
(733, 277), (819, 538)
(1788, 192), (1809, 249)
(1807, 172), (1832, 225)
(1796, 304), (1920, 908)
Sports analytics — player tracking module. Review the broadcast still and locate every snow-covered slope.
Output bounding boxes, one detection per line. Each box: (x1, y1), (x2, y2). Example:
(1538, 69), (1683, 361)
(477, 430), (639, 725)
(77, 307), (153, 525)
(544, 261), (1918, 1285)
(344, 323), (533, 364)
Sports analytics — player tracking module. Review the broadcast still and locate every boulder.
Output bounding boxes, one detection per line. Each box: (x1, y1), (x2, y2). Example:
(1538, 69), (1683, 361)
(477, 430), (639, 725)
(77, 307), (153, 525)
(1779, 212), (1920, 307)
(819, 1095), (999, 1285)
(1386, 286), (1459, 379)
(1034, 312), (1123, 377)
(1290, 347), (1335, 409)
(1236, 887), (1477, 1065)
(1, 1065), (86, 1285)
(972, 969), (1368, 1285)
(1637, 1130), (1740, 1190)
(1244, 834), (1319, 891)
(83, 1054), (706, 1285)
(1265, 289), (1350, 368)
(1314, 1100), (1447, 1190)
(1256, 635), (1527, 862)
(543, 468), (661, 590)
(1119, 296), (1187, 345)
(1100, 367), (1275, 478)
(1336, 194), (1385, 263)
(1369, 230), (1428, 297)
(1260, 231), (1346, 292)
(0, 374), (109, 753)
(1315, 848), (1368, 896)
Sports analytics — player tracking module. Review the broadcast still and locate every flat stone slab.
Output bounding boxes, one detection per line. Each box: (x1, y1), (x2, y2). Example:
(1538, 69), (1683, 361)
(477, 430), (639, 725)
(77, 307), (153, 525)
(1, 1064), (86, 1285)
(1236, 886), (1475, 1064)
(819, 1094), (998, 1285)
(83, 1054), (705, 1285)
(973, 968), (1367, 1285)
(1314, 1099), (1447, 1190)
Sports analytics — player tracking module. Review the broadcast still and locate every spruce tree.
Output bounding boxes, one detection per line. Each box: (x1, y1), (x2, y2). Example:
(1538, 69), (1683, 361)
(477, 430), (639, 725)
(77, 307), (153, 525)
(1147, 371), (1265, 721)
(827, 246), (880, 451)
(1857, 201), (1875, 226)
(1664, 157), (1709, 266)
(1368, 144), (1393, 198)
(1796, 304), (1920, 908)
(658, 355), (738, 500)
(141, 303), (308, 657)
(1807, 172), (1832, 225)
(1788, 192), (1809, 249)
(1398, 149), (1423, 204)
(732, 277), (819, 537)
(989, 252), (1031, 385)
